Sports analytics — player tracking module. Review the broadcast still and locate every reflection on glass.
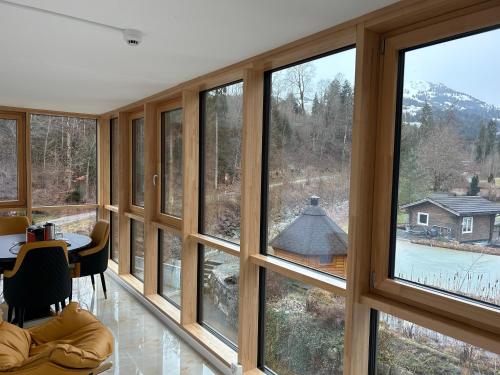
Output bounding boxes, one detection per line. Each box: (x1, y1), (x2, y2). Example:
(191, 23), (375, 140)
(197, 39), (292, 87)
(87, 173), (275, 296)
(263, 271), (345, 374)
(30, 115), (97, 206)
(264, 48), (356, 278)
(132, 117), (145, 207)
(110, 212), (119, 263)
(161, 109), (183, 217)
(0, 118), (18, 201)
(0, 210), (26, 217)
(376, 312), (500, 374)
(200, 246), (239, 346)
(131, 219), (144, 281)
(32, 207), (97, 236)
(393, 28), (500, 306)
(110, 117), (120, 206)
(158, 229), (182, 307)
(201, 82), (243, 243)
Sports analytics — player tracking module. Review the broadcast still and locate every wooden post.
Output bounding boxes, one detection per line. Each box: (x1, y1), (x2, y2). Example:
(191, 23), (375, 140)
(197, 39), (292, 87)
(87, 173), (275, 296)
(143, 102), (159, 295)
(181, 89), (200, 325)
(238, 68), (264, 371)
(343, 25), (381, 375)
(118, 112), (131, 275)
(97, 116), (110, 220)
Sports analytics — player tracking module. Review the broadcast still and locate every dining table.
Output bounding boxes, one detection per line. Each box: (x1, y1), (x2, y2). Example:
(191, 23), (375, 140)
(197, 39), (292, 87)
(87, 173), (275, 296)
(0, 232), (93, 322)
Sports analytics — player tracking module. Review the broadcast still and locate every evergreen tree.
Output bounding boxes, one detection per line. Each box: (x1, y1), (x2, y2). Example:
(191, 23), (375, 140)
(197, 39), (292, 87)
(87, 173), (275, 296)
(419, 101), (434, 139)
(485, 120), (497, 157)
(475, 124), (487, 163)
(468, 174), (480, 196)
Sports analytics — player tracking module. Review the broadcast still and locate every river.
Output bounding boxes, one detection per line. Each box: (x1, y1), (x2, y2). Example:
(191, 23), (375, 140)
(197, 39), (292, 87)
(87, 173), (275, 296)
(395, 239), (500, 304)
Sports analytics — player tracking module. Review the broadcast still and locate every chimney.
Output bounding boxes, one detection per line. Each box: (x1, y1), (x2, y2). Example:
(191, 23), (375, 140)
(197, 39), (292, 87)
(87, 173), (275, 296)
(310, 195), (320, 206)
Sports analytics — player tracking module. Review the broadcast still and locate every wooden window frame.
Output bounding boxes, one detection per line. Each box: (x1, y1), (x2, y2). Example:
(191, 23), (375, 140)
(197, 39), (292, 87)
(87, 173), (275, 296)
(371, 6), (500, 341)
(156, 99), (183, 230)
(0, 111), (26, 208)
(129, 111), (145, 214)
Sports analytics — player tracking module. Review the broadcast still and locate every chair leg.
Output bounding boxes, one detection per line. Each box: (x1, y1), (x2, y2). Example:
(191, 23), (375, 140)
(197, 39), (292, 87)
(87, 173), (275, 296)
(7, 305), (12, 323)
(100, 272), (107, 299)
(55, 302), (60, 313)
(90, 274), (95, 290)
(61, 299), (66, 309)
(18, 308), (25, 328)
(70, 279), (73, 301)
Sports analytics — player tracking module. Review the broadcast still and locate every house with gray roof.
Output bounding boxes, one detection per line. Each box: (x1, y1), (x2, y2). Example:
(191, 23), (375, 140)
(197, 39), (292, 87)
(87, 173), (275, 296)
(401, 194), (500, 242)
(270, 196), (348, 277)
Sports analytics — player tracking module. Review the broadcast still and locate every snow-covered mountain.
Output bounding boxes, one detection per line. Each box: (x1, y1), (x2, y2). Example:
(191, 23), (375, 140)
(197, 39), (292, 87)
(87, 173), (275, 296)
(402, 80), (500, 139)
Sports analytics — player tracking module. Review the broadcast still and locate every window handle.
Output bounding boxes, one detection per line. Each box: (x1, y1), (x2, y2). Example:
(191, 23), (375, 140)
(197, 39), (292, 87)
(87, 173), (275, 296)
(153, 174), (158, 187)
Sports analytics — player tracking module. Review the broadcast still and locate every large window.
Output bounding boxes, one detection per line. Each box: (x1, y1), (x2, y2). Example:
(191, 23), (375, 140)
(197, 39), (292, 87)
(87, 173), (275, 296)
(261, 47), (356, 279)
(132, 116), (145, 208)
(262, 271), (345, 374)
(110, 211), (119, 263)
(158, 229), (182, 307)
(391, 28), (500, 306)
(30, 114), (97, 206)
(131, 219), (145, 281)
(200, 82), (243, 243)
(375, 312), (500, 374)
(0, 116), (19, 202)
(110, 117), (120, 206)
(161, 109), (183, 218)
(199, 246), (239, 347)
(32, 207), (97, 236)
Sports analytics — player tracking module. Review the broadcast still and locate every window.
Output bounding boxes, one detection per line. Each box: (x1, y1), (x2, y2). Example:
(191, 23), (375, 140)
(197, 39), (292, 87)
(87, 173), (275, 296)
(200, 82), (243, 243)
(0, 116), (19, 202)
(375, 312), (500, 374)
(391, 27), (500, 306)
(262, 47), (356, 278)
(199, 246), (239, 347)
(417, 212), (429, 226)
(110, 211), (119, 263)
(30, 114), (97, 206)
(32, 207), (97, 236)
(158, 229), (182, 307)
(132, 116), (145, 207)
(462, 217), (473, 234)
(161, 109), (183, 218)
(261, 271), (345, 374)
(110, 117), (120, 206)
(130, 219), (145, 281)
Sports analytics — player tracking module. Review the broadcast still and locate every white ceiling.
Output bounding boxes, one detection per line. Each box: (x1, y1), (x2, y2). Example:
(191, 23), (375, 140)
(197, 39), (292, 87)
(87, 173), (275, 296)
(0, 0), (397, 114)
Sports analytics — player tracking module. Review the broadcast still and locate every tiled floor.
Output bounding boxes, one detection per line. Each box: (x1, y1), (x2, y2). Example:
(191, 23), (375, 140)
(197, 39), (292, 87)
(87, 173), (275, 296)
(1, 273), (221, 375)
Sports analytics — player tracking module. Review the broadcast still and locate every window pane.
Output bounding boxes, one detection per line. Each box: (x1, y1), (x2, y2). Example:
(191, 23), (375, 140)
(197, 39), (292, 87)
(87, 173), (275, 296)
(110, 118), (120, 206)
(0, 118), (18, 201)
(30, 115), (97, 206)
(263, 48), (356, 278)
(158, 229), (182, 306)
(393, 28), (500, 306)
(376, 312), (500, 374)
(32, 207), (97, 236)
(131, 219), (144, 281)
(161, 109), (183, 217)
(200, 246), (239, 346)
(201, 82), (243, 243)
(263, 271), (345, 374)
(132, 117), (145, 207)
(110, 211), (119, 263)
(0, 209), (26, 217)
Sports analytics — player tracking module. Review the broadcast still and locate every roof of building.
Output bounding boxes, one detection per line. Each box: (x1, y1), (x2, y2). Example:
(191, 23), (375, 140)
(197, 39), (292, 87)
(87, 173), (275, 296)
(401, 194), (500, 216)
(270, 196), (348, 257)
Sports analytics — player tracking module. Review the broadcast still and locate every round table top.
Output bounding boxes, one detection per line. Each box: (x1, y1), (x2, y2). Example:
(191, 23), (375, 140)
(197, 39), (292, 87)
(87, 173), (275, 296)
(0, 233), (92, 262)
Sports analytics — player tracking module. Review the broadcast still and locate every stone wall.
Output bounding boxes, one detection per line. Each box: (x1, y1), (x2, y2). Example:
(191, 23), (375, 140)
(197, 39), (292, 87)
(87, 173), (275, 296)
(206, 262), (239, 330)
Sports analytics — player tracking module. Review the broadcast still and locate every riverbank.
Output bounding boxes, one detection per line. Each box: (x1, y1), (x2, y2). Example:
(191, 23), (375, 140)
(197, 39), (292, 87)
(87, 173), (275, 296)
(409, 238), (500, 256)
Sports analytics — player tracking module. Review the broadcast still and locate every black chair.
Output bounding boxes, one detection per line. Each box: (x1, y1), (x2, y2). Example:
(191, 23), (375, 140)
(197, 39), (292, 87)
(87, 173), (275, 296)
(3, 240), (71, 327)
(72, 220), (110, 299)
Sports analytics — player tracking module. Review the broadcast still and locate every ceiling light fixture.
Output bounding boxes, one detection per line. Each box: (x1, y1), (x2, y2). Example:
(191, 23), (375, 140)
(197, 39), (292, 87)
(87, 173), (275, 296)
(0, 0), (143, 46)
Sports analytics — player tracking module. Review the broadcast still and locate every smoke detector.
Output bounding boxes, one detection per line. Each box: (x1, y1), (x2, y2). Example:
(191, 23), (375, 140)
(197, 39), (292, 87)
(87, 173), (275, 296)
(123, 29), (143, 46)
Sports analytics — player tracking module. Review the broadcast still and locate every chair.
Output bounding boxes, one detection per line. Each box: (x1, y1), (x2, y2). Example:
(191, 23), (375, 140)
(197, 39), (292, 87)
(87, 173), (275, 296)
(3, 241), (72, 328)
(0, 302), (113, 374)
(72, 220), (110, 299)
(0, 216), (30, 235)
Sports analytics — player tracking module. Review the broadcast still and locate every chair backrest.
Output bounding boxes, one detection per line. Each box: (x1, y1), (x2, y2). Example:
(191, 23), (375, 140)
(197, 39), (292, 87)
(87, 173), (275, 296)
(3, 241), (71, 308)
(90, 220), (110, 249)
(0, 216), (30, 235)
(77, 220), (110, 277)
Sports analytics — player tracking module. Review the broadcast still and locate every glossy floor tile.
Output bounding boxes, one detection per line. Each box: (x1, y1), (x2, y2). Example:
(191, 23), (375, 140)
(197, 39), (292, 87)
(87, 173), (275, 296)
(1, 273), (221, 375)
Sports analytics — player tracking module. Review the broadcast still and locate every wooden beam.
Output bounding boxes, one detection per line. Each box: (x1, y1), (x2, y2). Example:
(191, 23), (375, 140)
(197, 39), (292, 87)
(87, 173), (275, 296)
(143, 102), (159, 295)
(343, 25), (381, 375)
(238, 68), (264, 371)
(118, 112), (131, 275)
(181, 89), (200, 325)
(98, 117), (110, 219)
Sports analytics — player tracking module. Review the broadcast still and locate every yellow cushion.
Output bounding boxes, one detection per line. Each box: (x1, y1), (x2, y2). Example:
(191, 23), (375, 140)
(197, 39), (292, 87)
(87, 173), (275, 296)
(0, 320), (32, 371)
